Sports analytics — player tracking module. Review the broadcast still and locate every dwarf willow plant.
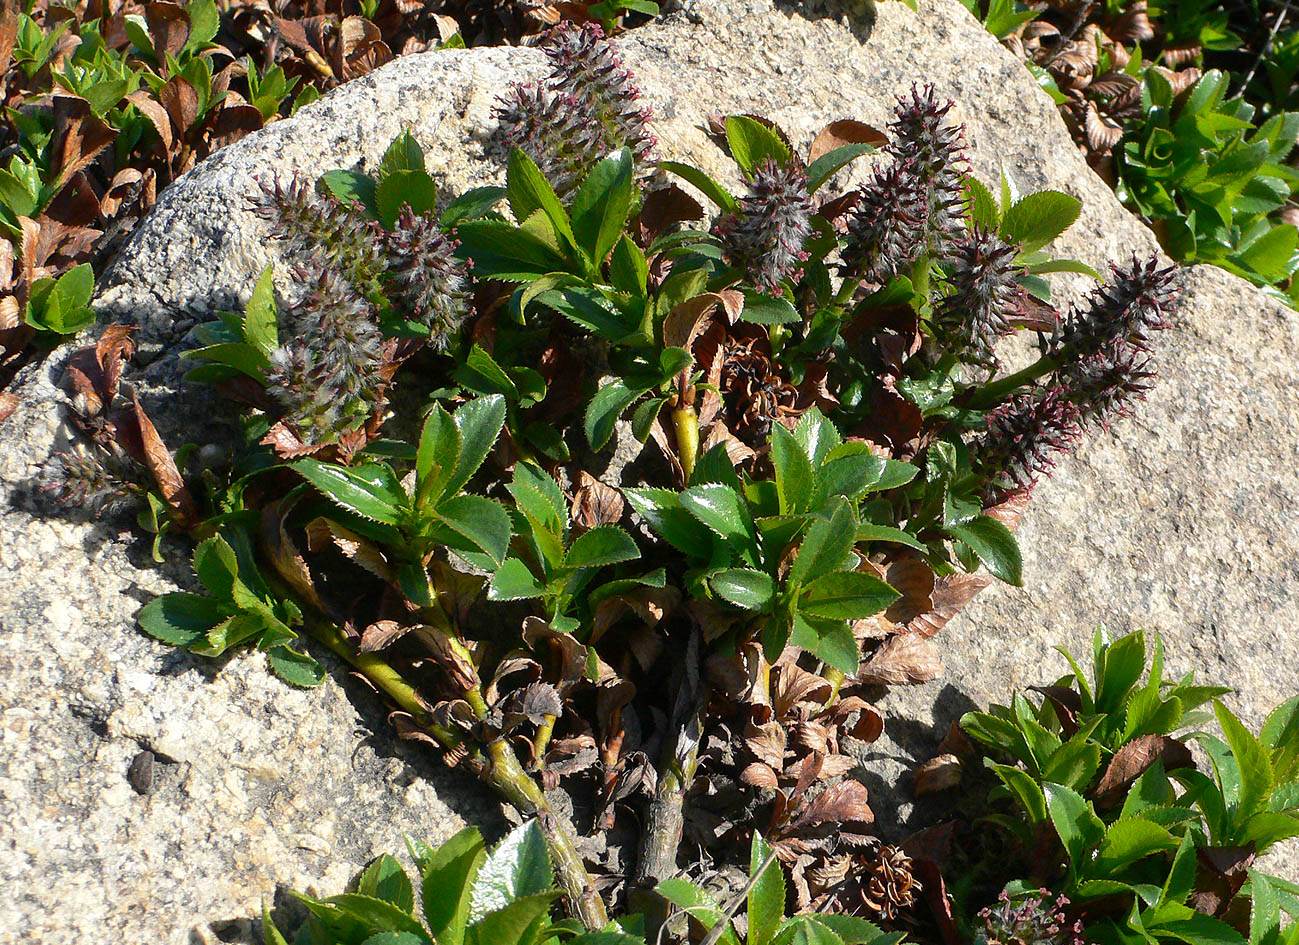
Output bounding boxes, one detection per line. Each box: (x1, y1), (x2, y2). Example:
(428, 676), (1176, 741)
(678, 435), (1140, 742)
(947, 629), (1299, 945)
(47, 21), (1178, 935)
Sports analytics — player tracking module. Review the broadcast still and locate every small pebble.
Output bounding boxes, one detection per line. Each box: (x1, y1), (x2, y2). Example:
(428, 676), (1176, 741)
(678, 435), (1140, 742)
(127, 750), (154, 795)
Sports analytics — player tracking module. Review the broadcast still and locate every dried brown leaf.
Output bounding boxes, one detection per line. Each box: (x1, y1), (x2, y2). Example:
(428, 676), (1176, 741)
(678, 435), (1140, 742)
(129, 391), (197, 526)
(856, 633), (943, 686)
(741, 761), (780, 788)
(0, 392), (18, 425)
(360, 619), (411, 652)
(903, 571), (993, 638)
(795, 780), (873, 827)
(913, 754), (963, 795)
(807, 119), (889, 164)
(126, 90), (174, 151)
(51, 95), (118, 190)
(572, 470), (624, 529)
(1093, 734), (1194, 803)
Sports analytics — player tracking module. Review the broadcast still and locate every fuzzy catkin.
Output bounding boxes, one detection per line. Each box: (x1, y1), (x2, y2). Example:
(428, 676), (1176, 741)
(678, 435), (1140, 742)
(930, 226), (1028, 370)
(382, 208), (473, 350)
(496, 22), (654, 198)
(714, 158), (813, 295)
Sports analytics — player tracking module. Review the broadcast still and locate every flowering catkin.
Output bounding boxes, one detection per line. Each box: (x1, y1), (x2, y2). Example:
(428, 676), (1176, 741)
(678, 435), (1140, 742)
(714, 158), (813, 295)
(976, 389), (1082, 493)
(496, 22), (654, 198)
(382, 208), (473, 350)
(931, 226), (1028, 370)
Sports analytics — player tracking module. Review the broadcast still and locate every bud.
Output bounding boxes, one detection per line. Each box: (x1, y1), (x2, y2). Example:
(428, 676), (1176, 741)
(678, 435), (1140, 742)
(714, 158), (813, 296)
(887, 84), (969, 260)
(845, 159), (929, 283)
(1051, 255), (1177, 361)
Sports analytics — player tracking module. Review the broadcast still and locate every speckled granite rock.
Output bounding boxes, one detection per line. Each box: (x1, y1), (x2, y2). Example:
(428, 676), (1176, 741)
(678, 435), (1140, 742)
(3, 0), (1297, 939)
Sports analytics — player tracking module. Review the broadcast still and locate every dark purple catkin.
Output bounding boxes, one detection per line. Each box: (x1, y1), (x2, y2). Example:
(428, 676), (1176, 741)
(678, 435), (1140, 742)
(382, 208), (473, 350)
(1047, 255), (1176, 430)
(496, 22), (654, 198)
(978, 888), (1084, 945)
(714, 158), (813, 295)
(252, 176), (386, 297)
(975, 389), (1082, 493)
(931, 226), (1028, 370)
(845, 160), (929, 283)
(266, 265), (387, 443)
(886, 84), (969, 260)
(43, 446), (145, 514)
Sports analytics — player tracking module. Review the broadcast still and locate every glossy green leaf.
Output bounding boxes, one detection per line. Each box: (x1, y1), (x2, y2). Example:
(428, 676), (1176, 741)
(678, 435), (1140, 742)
(789, 498), (856, 588)
(266, 646), (324, 688)
(1000, 190), (1082, 253)
(446, 395), (508, 496)
(293, 459), (404, 525)
(726, 115), (792, 176)
(376, 169), (437, 229)
(469, 821), (552, 921)
(137, 592), (226, 648)
(586, 379), (641, 451)
(800, 570), (899, 620)
(712, 568), (776, 611)
(566, 525), (640, 570)
(354, 854), (416, 913)
(659, 161), (739, 212)
(571, 148), (634, 265)
(772, 423), (816, 515)
(421, 827), (486, 945)
(948, 515), (1023, 586)
(437, 495), (512, 566)
(1044, 782), (1106, 870)
(806, 143), (875, 193)
(507, 148), (578, 256)
(789, 613), (860, 675)
(680, 483), (758, 555)
(748, 834), (784, 945)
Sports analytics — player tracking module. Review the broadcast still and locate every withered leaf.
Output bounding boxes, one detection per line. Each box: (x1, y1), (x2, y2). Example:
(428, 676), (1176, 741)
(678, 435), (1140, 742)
(504, 681), (563, 725)
(51, 95), (118, 190)
(129, 392), (197, 527)
(0, 392), (18, 425)
(795, 780), (873, 827)
(903, 572), (993, 639)
(913, 754), (963, 796)
(807, 119), (889, 164)
(572, 470), (624, 529)
(158, 76), (199, 135)
(741, 761), (780, 788)
(360, 619), (412, 652)
(1093, 734), (1194, 803)
(638, 184), (704, 241)
(882, 554), (936, 625)
(145, 2), (192, 60)
(856, 633), (944, 686)
(126, 90), (174, 151)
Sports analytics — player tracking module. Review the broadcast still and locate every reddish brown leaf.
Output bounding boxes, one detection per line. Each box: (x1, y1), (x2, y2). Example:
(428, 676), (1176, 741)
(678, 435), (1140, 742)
(638, 184), (704, 241)
(0, 392), (18, 425)
(158, 77), (199, 135)
(145, 1), (191, 60)
(741, 761), (780, 788)
(904, 571), (993, 639)
(129, 392), (198, 526)
(1190, 846), (1255, 918)
(126, 90), (174, 151)
(882, 553), (936, 625)
(572, 470), (624, 529)
(795, 780), (873, 827)
(856, 633), (943, 686)
(1093, 734), (1194, 804)
(51, 95), (119, 190)
(913, 754), (963, 795)
(808, 119), (889, 164)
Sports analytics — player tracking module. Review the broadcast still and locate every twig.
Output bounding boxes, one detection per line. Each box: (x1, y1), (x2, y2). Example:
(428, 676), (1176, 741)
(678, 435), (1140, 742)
(698, 846), (780, 945)
(1239, 0), (1293, 93)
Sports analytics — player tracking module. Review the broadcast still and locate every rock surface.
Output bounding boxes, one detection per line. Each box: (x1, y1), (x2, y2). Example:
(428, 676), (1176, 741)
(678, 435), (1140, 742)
(2, 0), (1297, 940)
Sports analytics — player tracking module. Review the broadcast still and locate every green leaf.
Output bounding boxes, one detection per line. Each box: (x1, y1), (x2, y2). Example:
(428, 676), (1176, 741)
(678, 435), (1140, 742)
(454, 219), (569, 278)
(447, 395), (508, 496)
(585, 379), (640, 451)
(421, 827), (486, 945)
(656, 878), (741, 945)
(328, 894), (427, 936)
(855, 523), (927, 552)
(789, 498), (856, 588)
(354, 855), (416, 913)
(712, 568), (776, 611)
(137, 592), (226, 647)
(680, 483), (758, 559)
(817, 444), (885, 503)
(565, 525), (640, 569)
(437, 495), (512, 566)
(266, 646), (324, 688)
(806, 143), (875, 193)
(948, 515), (1023, 586)
(440, 186), (507, 227)
(749, 834), (784, 945)
(1263, 695), (1299, 783)
(359, 934), (428, 945)
(1095, 818), (1178, 874)
(1235, 224), (1299, 282)
(991, 763), (1049, 822)
(380, 128), (426, 178)
(789, 614), (860, 675)
(1044, 782), (1106, 871)
(965, 176), (1001, 227)
(293, 459), (404, 525)
(740, 290), (801, 324)
(469, 820), (552, 921)
(468, 893), (560, 945)
(416, 404), (461, 500)
(771, 423), (816, 515)
(771, 916), (848, 945)
(243, 265), (279, 356)
(868, 459), (920, 492)
(725, 116), (792, 176)
(507, 148), (578, 257)
(1000, 190), (1082, 253)
(376, 169), (438, 229)
(800, 571), (900, 620)
(659, 161), (739, 212)
(610, 234), (649, 295)
(1216, 700), (1275, 822)
(571, 148), (634, 265)
(184, 0), (219, 48)
(262, 901), (292, 945)
(487, 558), (546, 601)
(320, 170), (378, 213)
